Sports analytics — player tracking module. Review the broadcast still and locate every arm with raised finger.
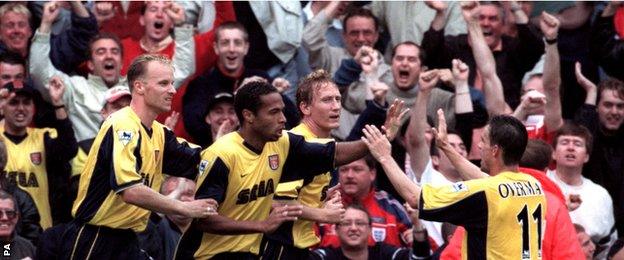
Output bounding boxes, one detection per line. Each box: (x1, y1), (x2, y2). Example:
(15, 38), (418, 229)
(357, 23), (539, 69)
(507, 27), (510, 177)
(362, 125), (422, 209)
(432, 109), (487, 180)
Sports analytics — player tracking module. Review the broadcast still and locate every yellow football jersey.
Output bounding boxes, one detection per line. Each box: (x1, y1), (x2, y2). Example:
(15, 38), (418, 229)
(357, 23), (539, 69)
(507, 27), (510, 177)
(420, 171), (547, 259)
(175, 131), (336, 259)
(72, 107), (200, 232)
(1, 127), (58, 229)
(270, 123), (334, 248)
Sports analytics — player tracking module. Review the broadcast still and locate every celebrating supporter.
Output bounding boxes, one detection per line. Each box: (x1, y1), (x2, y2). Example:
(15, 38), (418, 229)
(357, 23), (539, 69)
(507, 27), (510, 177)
(0, 77), (77, 230)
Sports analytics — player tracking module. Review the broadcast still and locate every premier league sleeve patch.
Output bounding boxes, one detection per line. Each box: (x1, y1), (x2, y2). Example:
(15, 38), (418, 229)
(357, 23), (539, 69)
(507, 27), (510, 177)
(198, 160), (209, 176)
(117, 130), (133, 146)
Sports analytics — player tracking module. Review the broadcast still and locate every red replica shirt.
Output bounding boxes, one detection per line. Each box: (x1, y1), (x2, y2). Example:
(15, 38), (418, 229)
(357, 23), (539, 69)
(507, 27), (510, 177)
(317, 190), (412, 248)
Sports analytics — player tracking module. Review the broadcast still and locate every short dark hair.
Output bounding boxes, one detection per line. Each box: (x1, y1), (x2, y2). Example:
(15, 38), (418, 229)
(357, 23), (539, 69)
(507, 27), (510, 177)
(0, 51), (25, 67)
(597, 77), (624, 104)
(520, 139), (553, 171)
(488, 115), (528, 166)
(480, 1), (506, 22)
(87, 33), (124, 61)
(552, 122), (593, 155)
(296, 70), (336, 117)
(0, 190), (18, 213)
(391, 41), (426, 63)
(342, 7), (379, 33)
(214, 21), (248, 42)
(234, 80), (278, 123)
(126, 54), (172, 91)
(337, 203), (371, 227)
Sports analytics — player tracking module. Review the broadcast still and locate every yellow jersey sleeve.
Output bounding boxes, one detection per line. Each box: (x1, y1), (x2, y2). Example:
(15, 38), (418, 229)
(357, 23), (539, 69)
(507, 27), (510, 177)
(419, 180), (489, 227)
(110, 124), (143, 193)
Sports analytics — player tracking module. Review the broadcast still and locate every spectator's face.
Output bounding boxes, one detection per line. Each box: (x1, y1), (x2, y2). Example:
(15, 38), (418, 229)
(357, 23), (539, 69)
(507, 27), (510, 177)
(522, 76), (544, 96)
(205, 101), (239, 134)
(597, 89), (624, 131)
(337, 207), (370, 249)
(100, 95), (131, 119)
(0, 62), (25, 87)
(438, 134), (468, 173)
(162, 177), (196, 224)
(141, 1), (174, 42)
(246, 93), (286, 142)
(576, 231), (595, 260)
(88, 39), (122, 87)
(3, 94), (34, 130)
(300, 83), (341, 132)
(553, 135), (589, 168)
(339, 159), (374, 199)
(214, 28), (249, 74)
(343, 16), (378, 57)
(478, 126), (494, 172)
(0, 11), (31, 55)
(392, 44), (422, 90)
(135, 61), (176, 114)
(478, 5), (503, 50)
(0, 199), (17, 239)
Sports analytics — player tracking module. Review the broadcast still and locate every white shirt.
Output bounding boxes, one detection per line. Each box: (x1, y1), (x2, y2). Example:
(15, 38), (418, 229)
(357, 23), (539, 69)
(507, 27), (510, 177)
(546, 170), (617, 247)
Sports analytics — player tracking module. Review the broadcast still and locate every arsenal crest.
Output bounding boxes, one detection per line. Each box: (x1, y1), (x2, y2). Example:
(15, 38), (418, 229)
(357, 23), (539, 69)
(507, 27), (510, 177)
(30, 152), (42, 165)
(268, 154), (279, 170)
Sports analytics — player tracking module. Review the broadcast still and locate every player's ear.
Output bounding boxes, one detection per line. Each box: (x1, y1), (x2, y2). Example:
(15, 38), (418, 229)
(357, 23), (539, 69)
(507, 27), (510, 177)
(242, 109), (254, 124)
(299, 102), (311, 117)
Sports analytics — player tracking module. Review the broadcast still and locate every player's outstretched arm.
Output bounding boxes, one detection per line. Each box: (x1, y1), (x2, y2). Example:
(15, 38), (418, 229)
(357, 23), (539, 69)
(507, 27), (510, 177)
(432, 109), (488, 180)
(361, 125), (422, 209)
(196, 204), (303, 235)
(121, 184), (217, 218)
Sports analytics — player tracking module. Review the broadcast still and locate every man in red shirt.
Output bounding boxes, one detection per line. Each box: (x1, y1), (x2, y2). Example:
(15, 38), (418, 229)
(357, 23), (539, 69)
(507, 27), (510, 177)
(318, 156), (412, 248)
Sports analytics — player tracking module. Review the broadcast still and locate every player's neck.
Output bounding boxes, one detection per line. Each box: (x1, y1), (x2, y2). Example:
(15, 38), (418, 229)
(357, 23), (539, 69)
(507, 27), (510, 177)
(490, 164), (519, 176)
(341, 245), (368, 260)
(130, 101), (157, 129)
(301, 118), (331, 138)
(554, 167), (584, 186)
(238, 127), (267, 152)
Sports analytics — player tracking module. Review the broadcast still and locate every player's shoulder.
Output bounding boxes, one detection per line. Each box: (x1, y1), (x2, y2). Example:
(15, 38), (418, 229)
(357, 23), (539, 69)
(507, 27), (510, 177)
(105, 107), (141, 130)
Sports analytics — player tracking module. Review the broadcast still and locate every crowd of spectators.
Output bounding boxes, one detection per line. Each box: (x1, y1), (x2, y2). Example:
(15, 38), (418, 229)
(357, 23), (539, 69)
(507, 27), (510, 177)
(0, 1), (623, 259)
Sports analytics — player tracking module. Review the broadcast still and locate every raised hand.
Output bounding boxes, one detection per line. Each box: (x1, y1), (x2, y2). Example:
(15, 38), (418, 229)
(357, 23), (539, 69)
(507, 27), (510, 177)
(418, 69), (441, 92)
(540, 11), (560, 41)
(382, 99), (410, 141)
(41, 2), (61, 31)
(431, 109), (449, 150)
(263, 204), (303, 234)
(574, 62), (596, 94)
(215, 119), (238, 140)
(0, 88), (15, 115)
(425, 0), (448, 12)
(48, 76), (66, 106)
(355, 46), (378, 74)
(452, 59), (470, 84)
(165, 2), (186, 26)
(92, 2), (116, 24)
(164, 111), (179, 130)
(323, 184), (341, 203)
(460, 1), (480, 23)
(361, 125), (392, 161)
(370, 81), (389, 105)
(272, 77), (291, 94)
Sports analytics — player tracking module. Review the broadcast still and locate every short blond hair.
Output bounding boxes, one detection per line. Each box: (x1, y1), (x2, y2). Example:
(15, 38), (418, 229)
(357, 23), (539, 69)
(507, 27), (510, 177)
(0, 3), (31, 21)
(126, 54), (172, 90)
